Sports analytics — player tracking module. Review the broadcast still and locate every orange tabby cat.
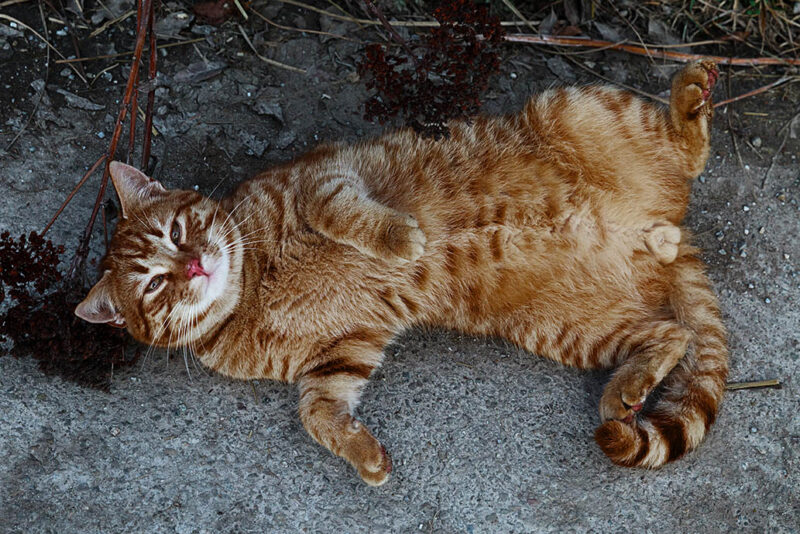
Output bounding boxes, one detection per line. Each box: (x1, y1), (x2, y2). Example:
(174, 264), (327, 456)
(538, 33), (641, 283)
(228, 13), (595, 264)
(76, 61), (727, 485)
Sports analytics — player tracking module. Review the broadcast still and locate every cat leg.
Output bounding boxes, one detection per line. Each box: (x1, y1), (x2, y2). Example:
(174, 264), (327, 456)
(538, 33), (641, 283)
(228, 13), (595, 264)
(599, 319), (691, 423)
(297, 331), (392, 486)
(669, 60), (718, 177)
(302, 176), (426, 263)
(643, 223), (681, 265)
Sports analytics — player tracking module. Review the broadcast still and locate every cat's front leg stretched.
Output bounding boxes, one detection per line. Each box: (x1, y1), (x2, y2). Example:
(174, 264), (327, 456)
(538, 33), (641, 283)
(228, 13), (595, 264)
(301, 175), (426, 264)
(297, 330), (392, 486)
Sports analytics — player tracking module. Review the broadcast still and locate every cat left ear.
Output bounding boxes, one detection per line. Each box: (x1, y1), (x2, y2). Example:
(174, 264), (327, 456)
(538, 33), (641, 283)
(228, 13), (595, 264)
(75, 271), (126, 327)
(109, 161), (166, 218)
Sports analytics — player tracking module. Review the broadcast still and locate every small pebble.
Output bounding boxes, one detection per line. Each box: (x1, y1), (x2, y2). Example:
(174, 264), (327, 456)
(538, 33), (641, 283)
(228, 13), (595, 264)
(748, 283), (755, 289)
(765, 297), (771, 304)
(699, 175), (706, 183)
(110, 427), (120, 436)
(743, 205), (750, 212)
(751, 136), (762, 148)
(784, 253), (790, 260)
(59, 68), (70, 77)
(510, 72), (517, 79)
(744, 228), (749, 235)
(718, 249), (727, 255)
(56, 28), (67, 37)
(759, 227), (765, 234)
(97, 131), (105, 139)
(193, 184), (200, 191)
(744, 164), (750, 170)
(750, 427), (757, 433)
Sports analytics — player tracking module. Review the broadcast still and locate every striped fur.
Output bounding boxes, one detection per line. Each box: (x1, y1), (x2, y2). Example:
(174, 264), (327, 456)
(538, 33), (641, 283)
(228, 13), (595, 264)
(76, 61), (727, 484)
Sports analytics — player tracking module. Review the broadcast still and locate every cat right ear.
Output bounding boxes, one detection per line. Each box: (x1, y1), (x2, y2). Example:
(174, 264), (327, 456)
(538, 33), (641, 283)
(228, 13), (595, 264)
(75, 271), (126, 327)
(109, 161), (166, 218)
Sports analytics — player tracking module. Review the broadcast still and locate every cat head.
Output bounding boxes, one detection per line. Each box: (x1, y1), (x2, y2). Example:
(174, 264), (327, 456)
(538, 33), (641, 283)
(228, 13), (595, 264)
(75, 162), (243, 347)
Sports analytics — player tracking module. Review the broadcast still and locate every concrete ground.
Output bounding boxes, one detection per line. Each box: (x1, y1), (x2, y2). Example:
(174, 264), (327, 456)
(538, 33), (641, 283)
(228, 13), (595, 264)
(0, 5), (798, 532)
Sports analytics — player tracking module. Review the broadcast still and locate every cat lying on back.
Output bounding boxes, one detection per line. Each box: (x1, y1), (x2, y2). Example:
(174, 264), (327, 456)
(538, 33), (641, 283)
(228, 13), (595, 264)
(76, 61), (727, 486)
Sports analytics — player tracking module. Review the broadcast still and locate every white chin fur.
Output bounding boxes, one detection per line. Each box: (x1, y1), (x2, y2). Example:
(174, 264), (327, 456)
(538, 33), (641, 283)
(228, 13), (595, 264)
(195, 249), (230, 311)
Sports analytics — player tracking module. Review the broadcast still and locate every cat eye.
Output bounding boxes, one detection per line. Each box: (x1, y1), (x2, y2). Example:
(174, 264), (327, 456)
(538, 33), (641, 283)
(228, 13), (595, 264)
(170, 221), (181, 245)
(146, 275), (165, 293)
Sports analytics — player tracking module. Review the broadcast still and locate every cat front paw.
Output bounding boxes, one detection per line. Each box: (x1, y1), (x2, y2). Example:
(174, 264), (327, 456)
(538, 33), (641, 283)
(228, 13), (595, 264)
(645, 223), (681, 265)
(385, 214), (427, 262)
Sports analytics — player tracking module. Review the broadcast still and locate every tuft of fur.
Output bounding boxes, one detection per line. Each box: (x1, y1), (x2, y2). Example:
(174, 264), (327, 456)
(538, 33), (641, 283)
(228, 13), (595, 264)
(77, 61), (726, 484)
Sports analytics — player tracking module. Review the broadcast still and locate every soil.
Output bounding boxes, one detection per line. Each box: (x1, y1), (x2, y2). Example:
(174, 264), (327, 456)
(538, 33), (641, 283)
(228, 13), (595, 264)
(0, 1), (798, 532)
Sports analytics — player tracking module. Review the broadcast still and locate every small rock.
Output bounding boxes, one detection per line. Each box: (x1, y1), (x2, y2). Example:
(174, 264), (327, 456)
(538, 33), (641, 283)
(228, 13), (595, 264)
(56, 88), (106, 111)
(0, 23), (24, 38)
(751, 136), (762, 148)
(110, 427), (120, 436)
(97, 131), (105, 139)
(60, 68), (71, 77)
(764, 297), (771, 304)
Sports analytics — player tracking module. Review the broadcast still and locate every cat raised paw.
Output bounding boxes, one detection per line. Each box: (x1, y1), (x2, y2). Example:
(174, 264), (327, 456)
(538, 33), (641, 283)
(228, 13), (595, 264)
(644, 223), (681, 265)
(385, 214), (427, 262)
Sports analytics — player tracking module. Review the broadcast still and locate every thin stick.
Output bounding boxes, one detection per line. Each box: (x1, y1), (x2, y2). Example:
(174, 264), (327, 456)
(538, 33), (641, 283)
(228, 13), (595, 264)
(236, 24), (307, 74)
(566, 55), (669, 105)
(89, 9), (136, 38)
(0, 14), (88, 83)
(55, 37), (206, 64)
(263, 0), (531, 27)
(726, 379), (782, 391)
(363, 0), (417, 63)
(249, 5), (362, 43)
(69, 0), (153, 278)
(141, 0), (158, 170)
(714, 76), (793, 108)
(127, 0), (142, 165)
(42, 155), (107, 236)
(232, 0), (248, 20)
(5, 0), (50, 151)
(503, 34), (800, 66)
(499, 0), (537, 33)
(761, 109), (799, 189)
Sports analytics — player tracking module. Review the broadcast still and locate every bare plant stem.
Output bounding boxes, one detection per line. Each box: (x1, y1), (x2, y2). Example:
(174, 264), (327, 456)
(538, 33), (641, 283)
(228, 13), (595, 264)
(67, 0), (155, 278)
(726, 379), (782, 391)
(141, 0), (158, 170)
(504, 33), (800, 66)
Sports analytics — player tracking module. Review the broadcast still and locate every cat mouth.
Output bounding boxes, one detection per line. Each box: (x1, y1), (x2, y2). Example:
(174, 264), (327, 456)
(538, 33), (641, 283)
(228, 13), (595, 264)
(190, 251), (229, 309)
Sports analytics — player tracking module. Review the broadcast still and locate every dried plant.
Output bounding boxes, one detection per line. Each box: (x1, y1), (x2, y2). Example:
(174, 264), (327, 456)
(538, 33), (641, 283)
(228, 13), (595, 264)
(358, 0), (505, 137)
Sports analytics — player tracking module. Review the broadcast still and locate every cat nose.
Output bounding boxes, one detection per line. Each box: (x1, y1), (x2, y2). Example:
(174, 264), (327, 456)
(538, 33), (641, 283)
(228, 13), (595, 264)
(186, 258), (208, 279)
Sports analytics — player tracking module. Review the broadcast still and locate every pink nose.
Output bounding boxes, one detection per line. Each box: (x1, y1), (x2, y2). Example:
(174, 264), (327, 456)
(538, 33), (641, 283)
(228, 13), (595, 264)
(186, 258), (209, 279)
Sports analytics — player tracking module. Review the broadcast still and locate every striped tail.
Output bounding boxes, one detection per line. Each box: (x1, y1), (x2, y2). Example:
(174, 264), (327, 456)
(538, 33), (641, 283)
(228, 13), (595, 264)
(595, 254), (729, 467)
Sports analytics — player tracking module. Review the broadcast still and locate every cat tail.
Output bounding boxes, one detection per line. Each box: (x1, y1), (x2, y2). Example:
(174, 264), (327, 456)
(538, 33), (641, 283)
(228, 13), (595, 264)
(595, 253), (729, 467)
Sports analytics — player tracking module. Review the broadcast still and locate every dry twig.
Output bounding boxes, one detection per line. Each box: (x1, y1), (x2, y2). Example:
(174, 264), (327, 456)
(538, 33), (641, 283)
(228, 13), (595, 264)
(726, 379), (782, 391)
(504, 34), (800, 66)
(236, 24), (307, 74)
